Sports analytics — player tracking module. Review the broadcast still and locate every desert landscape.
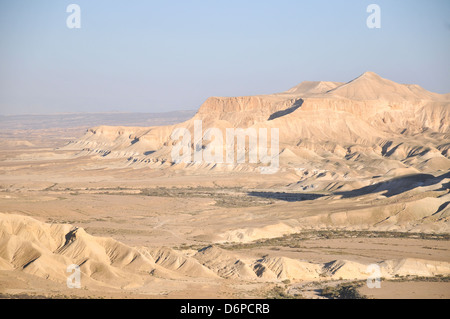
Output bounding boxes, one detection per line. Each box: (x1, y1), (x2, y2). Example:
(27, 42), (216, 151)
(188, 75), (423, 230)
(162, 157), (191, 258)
(0, 72), (449, 299)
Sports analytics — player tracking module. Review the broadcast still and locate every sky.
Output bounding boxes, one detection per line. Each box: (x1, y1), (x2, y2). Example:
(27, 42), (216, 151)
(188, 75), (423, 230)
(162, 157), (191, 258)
(0, 0), (449, 115)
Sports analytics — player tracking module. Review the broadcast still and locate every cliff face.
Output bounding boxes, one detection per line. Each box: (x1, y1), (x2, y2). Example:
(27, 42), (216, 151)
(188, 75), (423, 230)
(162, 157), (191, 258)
(193, 71), (448, 130)
(64, 72), (449, 178)
(195, 95), (303, 127)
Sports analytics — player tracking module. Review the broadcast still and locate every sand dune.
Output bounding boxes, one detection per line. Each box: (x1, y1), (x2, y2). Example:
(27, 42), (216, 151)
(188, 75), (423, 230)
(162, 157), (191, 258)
(194, 245), (258, 279)
(149, 247), (219, 278)
(253, 256), (322, 281)
(0, 213), (156, 288)
(1, 213), (449, 292)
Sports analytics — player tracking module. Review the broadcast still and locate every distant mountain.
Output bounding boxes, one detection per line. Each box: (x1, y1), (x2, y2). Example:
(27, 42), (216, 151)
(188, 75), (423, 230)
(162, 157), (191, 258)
(64, 72), (449, 181)
(324, 71), (444, 101)
(283, 81), (343, 95)
(0, 111), (196, 130)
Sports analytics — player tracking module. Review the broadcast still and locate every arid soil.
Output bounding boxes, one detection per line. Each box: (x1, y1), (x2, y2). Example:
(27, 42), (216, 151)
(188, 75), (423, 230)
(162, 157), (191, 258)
(1, 73), (449, 298)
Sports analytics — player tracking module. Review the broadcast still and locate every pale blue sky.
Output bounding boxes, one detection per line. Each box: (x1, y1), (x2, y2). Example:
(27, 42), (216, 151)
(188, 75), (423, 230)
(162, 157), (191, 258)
(0, 0), (449, 115)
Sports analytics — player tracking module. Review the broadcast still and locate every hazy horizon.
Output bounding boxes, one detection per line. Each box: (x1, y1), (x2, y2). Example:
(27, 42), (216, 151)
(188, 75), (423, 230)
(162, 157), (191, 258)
(0, 1), (449, 303)
(0, 109), (197, 116)
(1, 0), (449, 115)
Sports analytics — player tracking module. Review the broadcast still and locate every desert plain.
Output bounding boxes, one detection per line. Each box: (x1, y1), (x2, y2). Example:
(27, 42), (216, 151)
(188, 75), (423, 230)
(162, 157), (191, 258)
(0, 72), (449, 299)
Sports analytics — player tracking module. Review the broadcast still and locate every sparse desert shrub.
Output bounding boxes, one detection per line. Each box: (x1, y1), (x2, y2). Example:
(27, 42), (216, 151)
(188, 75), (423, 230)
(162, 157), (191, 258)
(321, 282), (366, 299)
(266, 286), (298, 299)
